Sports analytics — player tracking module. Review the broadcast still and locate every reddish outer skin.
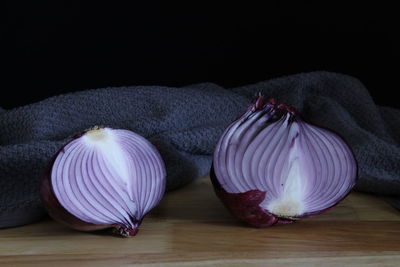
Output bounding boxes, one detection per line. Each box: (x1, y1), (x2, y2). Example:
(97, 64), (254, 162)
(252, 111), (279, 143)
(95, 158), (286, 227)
(40, 133), (139, 237)
(210, 167), (293, 227)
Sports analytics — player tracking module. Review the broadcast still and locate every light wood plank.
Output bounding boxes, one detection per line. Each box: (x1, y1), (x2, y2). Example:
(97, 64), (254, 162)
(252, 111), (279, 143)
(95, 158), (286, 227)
(1, 175), (399, 266)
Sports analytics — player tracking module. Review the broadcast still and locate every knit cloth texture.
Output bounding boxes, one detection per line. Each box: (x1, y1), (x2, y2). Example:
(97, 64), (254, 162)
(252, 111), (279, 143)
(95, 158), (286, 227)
(1, 71), (399, 228)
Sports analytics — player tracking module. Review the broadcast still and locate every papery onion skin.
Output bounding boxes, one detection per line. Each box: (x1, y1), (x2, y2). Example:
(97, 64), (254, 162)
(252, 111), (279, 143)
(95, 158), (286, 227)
(211, 96), (357, 227)
(40, 126), (165, 237)
(210, 168), (293, 227)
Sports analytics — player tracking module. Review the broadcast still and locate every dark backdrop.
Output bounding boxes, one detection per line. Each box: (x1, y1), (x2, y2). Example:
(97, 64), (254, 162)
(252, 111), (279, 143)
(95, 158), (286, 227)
(2, 2), (398, 109)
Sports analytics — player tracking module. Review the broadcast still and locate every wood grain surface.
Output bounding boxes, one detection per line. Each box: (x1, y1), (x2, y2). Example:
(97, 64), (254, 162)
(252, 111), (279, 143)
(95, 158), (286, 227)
(1, 175), (400, 266)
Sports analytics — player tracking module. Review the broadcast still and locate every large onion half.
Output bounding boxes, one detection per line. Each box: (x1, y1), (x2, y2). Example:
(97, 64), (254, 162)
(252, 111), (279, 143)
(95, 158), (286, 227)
(41, 126), (166, 237)
(211, 96), (357, 227)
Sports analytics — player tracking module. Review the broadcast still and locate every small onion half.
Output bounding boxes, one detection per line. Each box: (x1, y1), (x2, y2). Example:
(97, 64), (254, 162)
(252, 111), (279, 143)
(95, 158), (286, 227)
(211, 96), (357, 227)
(41, 126), (166, 237)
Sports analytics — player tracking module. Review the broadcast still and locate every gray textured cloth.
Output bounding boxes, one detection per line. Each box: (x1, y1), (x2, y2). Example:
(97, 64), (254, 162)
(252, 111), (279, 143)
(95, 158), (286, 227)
(1, 71), (399, 229)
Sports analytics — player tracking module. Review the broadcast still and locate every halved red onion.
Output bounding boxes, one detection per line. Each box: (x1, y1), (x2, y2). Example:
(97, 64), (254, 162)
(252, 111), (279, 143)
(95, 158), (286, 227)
(41, 126), (166, 237)
(211, 96), (357, 227)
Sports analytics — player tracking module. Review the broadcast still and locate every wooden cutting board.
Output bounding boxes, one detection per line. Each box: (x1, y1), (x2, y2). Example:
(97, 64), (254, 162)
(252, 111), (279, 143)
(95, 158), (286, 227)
(1, 175), (399, 266)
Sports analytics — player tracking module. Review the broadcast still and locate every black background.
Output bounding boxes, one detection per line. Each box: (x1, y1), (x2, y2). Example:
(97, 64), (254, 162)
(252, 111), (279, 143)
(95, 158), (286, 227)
(2, 1), (398, 109)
